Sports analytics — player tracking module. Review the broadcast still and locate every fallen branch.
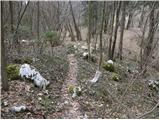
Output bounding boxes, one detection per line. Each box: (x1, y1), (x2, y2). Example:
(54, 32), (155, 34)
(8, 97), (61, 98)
(136, 103), (159, 119)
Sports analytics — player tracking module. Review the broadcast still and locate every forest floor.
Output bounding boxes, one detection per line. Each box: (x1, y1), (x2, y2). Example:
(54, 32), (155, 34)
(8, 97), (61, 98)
(1, 28), (159, 119)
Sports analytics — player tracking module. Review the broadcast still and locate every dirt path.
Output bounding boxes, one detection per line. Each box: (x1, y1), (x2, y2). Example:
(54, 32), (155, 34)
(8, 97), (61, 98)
(59, 54), (84, 119)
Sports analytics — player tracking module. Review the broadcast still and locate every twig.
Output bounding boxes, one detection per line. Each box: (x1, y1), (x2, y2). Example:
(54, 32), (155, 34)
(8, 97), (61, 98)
(136, 103), (159, 119)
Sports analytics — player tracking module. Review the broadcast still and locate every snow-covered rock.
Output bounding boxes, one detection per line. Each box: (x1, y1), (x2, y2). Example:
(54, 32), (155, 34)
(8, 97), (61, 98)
(107, 60), (113, 64)
(19, 64), (50, 90)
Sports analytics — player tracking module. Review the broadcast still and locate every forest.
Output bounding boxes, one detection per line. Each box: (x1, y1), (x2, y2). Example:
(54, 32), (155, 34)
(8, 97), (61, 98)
(1, 1), (159, 119)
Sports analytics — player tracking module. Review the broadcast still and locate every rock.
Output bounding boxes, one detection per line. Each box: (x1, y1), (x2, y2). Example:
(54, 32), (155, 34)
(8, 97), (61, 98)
(10, 105), (27, 113)
(81, 46), (88, 50)
(107, 60), (113, 64)
(2, 101), (8, 107)
(90, 70), (101, 83)
(38, 97), (42, 101)
(148, 79), (159, 91)
(19, 64), (50, 90)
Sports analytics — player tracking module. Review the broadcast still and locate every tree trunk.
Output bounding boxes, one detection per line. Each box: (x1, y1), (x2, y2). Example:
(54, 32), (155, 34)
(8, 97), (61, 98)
(1, 1), (9, 91)
(117, 1), (126, 60)
(111, 2), (121, 60)
(37, 1), (40, 41)
(108, 2), (115, 59)
(9, 1), (14, 33)
(142, 3), (156, 67)
(138, 4), (145, 28)
(126, 11), (133, 30)
(87, 1), (92, 60)
(69, 1), (82, 41)
(98, 2), (105, 70)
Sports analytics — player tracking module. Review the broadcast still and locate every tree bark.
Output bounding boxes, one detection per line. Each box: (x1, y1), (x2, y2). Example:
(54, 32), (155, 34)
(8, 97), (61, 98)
(111, 2), (121, 60)
(87, 1), (92, 60)
(9, 1), (14, 33)
(1, 1), (9, 91)
(108, 2), (115, 59)
(69, 1), (82, 41)
(98, 2), (105, 70)
(117, 1), (126, 60)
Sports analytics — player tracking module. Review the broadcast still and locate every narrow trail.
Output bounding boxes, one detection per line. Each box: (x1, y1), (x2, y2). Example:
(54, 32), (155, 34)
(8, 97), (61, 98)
(59, 54), (84, 119)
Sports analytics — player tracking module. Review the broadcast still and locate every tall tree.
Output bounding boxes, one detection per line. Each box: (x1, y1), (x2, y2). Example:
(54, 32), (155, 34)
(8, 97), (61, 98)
(117, 1), (126, 60)
(69, 1), (82, 41)
(1, 1), (9, 91)
(87, 1), (92, 60)
(98, 1), (105, 70)
(142, 2), (157, 67)
(37, 1), (40, 41)
(108, 2), (115, 59)
(111, 1), (121, 60)
(9, 1), (14, 33)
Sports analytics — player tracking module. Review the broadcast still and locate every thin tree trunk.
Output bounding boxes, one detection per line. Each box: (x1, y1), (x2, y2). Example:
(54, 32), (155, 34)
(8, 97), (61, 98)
(69, 1), (82, 41)
(1, 1), (9, 91)
(87, 1), (92, 60)
(142, 2), (156, 68)
(117, 1), (126, 60)
(98, 2), (105, 70)
(111, 2), (121, 60)
(108, 2), (115, 59)
(138, 4), (145, 28)
(9, 1), (14, 33)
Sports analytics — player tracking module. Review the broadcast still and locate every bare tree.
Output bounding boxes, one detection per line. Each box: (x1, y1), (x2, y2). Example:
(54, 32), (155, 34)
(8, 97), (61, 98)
(69, 1), (82, 41)
(111, 1), (121, 60)
(117, 1), (126, 60)
(9, 1), (14, 33)
(1, 1), (9, 91)
(98, 1), (105, 70)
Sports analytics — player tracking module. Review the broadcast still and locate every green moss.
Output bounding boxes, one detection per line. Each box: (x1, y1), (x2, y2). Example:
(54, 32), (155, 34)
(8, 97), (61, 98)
(103, 62), (115, 72)
(112, 73), (120, 81)
(6, 64), (20, 80)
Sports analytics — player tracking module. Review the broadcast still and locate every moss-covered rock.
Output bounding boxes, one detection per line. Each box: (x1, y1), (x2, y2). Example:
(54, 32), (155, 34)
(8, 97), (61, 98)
(112, 73), (120, 81)
(103, 62), (115, 72)
(6, 64), (20, 80)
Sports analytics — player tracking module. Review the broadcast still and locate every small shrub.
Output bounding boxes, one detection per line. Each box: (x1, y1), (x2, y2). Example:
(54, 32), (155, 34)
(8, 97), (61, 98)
(68, 85), (74, 94)
(112, 73), (120, 81)
(43, 31), (60, 47)
(103, 63), (115, 72)
(6, 64), (20, 80)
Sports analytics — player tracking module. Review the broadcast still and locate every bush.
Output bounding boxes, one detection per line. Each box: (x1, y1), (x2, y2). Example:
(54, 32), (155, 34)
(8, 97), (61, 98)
(103, 62), (115, 72)
(6, 64), (20, 80)
(43, 31), (60, 47)
(67, 44), (75, 54)
(112, 73), (120, 81)
(68, 85), (74, 94)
